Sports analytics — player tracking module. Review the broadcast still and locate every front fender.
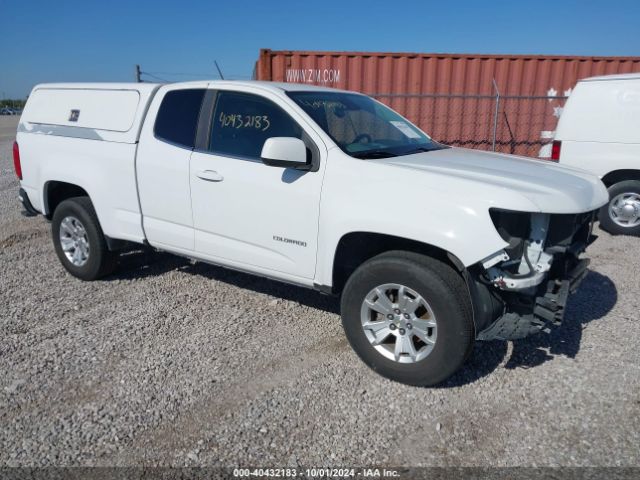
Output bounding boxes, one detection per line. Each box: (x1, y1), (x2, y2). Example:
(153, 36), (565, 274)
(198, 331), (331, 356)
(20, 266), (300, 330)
(314, 155), (528, 287)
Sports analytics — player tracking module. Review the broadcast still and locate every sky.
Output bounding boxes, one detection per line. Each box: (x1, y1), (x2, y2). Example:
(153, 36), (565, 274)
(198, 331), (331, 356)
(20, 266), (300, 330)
(1, 0), (639, 98)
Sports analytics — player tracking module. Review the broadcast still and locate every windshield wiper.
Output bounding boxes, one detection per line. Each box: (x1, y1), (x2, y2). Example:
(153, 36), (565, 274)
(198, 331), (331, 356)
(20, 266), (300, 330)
(403, 146), (438, 155)
(352, 150), (398, 159)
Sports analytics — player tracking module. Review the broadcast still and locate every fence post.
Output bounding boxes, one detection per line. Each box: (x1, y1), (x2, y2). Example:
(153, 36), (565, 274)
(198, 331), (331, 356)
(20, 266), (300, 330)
(491, 79), (500, 152)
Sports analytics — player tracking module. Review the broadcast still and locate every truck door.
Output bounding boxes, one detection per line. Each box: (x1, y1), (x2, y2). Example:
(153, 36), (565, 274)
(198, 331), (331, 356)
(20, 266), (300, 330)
(137, 86), (207, 251)
(189, 88), (326, 282)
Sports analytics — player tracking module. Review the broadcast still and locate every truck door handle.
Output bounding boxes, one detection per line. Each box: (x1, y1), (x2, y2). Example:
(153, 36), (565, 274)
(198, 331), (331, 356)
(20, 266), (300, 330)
(196, 170), (224, 182)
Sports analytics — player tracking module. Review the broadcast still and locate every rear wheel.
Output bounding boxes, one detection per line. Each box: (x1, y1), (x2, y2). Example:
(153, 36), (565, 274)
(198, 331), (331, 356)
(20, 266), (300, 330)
(340, 251), (474, 387)
(51, 197), (116, 280)
(599, 180), (640, 236)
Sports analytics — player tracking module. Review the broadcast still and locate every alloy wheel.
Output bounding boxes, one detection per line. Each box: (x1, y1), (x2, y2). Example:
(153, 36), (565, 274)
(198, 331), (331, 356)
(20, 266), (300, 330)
(59, 216), (90, 267)
(360, 283), (437, 364)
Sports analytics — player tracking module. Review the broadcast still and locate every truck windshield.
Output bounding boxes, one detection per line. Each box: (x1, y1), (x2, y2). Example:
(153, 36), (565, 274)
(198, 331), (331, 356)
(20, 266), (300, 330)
(287, 91), (446, 159)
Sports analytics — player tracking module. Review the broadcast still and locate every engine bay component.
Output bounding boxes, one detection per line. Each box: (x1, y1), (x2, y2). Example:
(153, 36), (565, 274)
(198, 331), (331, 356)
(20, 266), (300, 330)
(476, 209), (597, 341)
(485, 212), (553, 291)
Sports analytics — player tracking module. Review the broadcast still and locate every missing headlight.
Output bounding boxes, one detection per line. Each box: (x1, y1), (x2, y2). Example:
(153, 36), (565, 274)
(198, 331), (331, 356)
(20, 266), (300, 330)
(489, 209), (530, 255)
(486, 210), (553, 291)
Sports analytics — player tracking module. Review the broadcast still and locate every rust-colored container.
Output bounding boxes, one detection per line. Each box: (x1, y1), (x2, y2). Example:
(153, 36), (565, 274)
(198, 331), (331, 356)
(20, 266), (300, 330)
(255, 49), (640, 156)
(256, 49), (640, 95)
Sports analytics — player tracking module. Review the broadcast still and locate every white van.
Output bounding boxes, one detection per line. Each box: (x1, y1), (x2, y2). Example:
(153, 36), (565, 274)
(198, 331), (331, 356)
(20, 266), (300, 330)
(553, 73), (640, 235)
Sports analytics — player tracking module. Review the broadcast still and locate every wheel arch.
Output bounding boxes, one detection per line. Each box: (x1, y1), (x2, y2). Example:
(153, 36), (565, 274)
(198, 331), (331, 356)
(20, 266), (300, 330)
(601, 169), (640, 187)
(43, 180), (90, 219)
(329, 231), (466, 296)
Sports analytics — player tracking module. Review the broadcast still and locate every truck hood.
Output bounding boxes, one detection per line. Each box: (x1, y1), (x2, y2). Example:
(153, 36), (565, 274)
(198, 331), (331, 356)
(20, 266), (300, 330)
(376, 147), (609, 213)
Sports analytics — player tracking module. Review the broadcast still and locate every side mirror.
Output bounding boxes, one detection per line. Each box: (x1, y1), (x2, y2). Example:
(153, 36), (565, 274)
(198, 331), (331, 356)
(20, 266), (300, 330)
(261, 137), (309, 170)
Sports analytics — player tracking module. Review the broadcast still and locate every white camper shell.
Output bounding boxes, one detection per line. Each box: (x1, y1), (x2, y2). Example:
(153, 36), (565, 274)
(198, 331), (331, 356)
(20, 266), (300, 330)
(17, 84), (161, 243)
(19, 83), (160, 143)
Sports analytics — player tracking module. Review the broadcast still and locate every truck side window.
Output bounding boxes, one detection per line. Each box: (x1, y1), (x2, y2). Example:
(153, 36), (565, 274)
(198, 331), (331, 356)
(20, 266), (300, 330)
(209, 91), (302, 160)
(154, 89), (206, 148)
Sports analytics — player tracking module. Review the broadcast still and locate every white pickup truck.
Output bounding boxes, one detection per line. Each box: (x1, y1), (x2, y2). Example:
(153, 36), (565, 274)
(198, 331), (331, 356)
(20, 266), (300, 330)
(14, 81), (608, 386)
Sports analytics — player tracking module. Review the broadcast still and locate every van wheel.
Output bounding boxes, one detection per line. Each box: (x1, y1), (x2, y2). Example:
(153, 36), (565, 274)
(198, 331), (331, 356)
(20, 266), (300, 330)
(340, 251), (474, 387)
(51, 197), (117, 280)
(599, 180), (640, 236)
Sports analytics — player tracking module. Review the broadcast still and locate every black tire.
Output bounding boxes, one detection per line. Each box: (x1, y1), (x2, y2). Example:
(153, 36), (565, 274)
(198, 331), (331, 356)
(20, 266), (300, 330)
(51, 197), (117, 280)
(598, 180), (640, 236)
(340, 251), (474, 387)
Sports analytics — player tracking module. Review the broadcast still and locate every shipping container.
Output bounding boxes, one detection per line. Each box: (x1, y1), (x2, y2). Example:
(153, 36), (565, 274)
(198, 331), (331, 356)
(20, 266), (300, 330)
(255, 49), (640, 157)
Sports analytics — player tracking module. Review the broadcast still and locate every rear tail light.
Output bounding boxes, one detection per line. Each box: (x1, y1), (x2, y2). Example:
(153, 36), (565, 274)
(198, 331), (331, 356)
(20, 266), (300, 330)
(12, 141), (22, 180)
(550, 140), (561, 162)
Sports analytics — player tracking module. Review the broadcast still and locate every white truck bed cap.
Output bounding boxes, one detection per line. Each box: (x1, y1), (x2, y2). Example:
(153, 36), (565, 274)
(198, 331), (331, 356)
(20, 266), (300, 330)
(20, 83), (161, 143)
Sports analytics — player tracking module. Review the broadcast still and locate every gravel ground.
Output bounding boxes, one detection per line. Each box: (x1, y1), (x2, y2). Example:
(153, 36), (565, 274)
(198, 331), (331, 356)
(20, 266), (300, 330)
(1, 116), (639, 468)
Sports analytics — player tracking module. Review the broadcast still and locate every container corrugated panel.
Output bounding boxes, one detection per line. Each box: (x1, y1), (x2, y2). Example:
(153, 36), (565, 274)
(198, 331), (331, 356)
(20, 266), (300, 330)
(256, 49), (640, 95)
(256, 50), (640, 157)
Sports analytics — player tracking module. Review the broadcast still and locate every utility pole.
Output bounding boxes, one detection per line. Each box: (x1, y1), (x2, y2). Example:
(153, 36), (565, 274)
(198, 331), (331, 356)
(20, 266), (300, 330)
(135, 65), (142, 83)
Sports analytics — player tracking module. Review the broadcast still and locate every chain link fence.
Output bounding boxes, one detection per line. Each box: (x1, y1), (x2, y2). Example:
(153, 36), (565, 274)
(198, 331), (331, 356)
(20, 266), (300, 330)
(373, 93), (568, 158)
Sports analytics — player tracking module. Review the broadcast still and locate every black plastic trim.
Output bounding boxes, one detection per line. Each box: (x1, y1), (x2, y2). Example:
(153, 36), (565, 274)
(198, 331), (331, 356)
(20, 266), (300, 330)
(464, 266), (504, 335)
(104, 236), (133, 252)
(261, 156), (312, 171)
(477, 257), (591, 341)
(18, 188), (39, 217)
(313, 283), (335, 296)
(195, 89), (217, 151)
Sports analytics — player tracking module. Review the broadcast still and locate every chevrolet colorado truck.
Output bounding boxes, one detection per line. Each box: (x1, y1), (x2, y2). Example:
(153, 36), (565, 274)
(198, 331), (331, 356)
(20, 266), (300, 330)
(13, 81), (608, 386)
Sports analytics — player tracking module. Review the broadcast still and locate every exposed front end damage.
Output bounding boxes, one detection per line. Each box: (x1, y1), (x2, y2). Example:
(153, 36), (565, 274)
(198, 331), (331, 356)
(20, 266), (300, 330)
(469, 209), (598, 341)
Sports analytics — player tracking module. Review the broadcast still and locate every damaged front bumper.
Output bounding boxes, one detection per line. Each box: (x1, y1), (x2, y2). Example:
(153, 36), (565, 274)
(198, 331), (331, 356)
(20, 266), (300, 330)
(477, 257), (589, 340)
(471, 209), (597, 341)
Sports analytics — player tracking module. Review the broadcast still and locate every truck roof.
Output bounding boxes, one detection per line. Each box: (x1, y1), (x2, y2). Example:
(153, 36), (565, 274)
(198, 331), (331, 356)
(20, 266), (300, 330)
(581, 72), (640, 82)
(32, 80), (350, 94)
(214, 80), (354, 94)
(32, 82), (161, 93)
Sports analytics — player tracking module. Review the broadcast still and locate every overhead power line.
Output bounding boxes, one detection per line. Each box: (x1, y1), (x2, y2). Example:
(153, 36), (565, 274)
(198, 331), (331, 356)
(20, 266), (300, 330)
(134, 64), (252, 83)
(140, 72), (169, 82)
(145, 71), (212, 77)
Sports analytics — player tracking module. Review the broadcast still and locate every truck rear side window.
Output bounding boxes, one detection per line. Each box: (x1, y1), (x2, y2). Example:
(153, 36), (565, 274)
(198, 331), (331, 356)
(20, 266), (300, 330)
(154, 89), (206, 148)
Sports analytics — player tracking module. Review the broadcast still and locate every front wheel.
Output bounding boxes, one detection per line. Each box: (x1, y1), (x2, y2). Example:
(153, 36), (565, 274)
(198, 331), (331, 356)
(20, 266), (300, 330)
(599, 180), (640, 236)
(51, 197), (116, 280)
(340, 251), (474, 387)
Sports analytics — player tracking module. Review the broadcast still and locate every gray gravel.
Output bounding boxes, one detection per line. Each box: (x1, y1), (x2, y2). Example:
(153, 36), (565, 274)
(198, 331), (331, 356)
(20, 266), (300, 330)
(1, 115), (639, 467)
